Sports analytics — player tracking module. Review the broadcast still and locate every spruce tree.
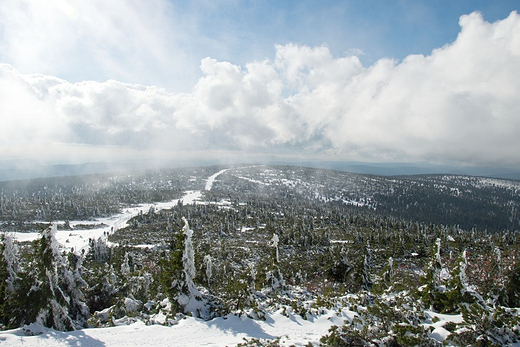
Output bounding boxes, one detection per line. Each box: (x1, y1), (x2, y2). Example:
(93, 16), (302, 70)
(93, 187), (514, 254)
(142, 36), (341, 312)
(417, 238), (445, 312)
(0, 234), (20, 328)
(443, 250), (486, 313)
(0, 235), (8, 327)
(31, 224), (75, 331)
(64, 251), (89, 327)
(159, 217), (200, 314)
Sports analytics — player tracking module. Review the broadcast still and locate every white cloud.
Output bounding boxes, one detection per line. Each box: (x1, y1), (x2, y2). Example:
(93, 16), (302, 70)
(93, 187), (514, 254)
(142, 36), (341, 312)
(0, 11), (520, 169)
(0, 0), (197, 90)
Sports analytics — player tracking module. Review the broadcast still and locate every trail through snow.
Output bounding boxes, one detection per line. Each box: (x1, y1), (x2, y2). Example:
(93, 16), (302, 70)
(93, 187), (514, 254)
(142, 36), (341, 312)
(205, 168), (228, 191)
(10, 169), (230, 253)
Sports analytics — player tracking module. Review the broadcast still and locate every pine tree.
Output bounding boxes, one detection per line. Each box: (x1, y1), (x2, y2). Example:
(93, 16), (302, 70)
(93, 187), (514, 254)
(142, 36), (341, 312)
(63, 251), (89, 327)
(500, 262), (520, 308)
(203, 255), (213, 287)
(442, 250), (486, 313)
(85, 263), (118, 313)
(159, 217), (201, 314)
(360, 242), (373, 292)
(0, 234), (20, 328)
(417, 238), (445, 312)
(31, 224), (75, 331)
(159, 223), (184, 313)
(265, 233), (285, 293)
(86, 237), (110, 263)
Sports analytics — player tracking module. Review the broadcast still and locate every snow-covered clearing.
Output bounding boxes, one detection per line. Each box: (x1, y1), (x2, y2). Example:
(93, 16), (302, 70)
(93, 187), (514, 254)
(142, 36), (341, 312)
(205, 169), (229, 191)
(236, 176), (270, 186)
(10, 169), (228, 253)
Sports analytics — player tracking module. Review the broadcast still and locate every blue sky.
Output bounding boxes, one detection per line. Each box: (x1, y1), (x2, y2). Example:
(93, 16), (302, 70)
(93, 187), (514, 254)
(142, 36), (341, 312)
(180, 0), (518, 71)
(2, 0), (517, 91)
(0, 0), (519, 173)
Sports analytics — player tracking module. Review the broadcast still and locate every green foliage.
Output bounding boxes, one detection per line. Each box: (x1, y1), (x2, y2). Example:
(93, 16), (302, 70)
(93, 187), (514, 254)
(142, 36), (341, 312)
(446, 303), (520, 346)
(221, 275), (251, 312)
(320, 325), (366, 346)
(158, 229), (185, 313)
(392, 324), (433, 346)
(32, 227), (74, 330)
(84, 263), (118, 313)
(320, 292), (436, 346)
(499, 262), (520, 307)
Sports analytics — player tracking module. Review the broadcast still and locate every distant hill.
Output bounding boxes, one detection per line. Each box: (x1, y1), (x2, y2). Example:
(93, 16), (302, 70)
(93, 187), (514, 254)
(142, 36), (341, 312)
(1, 159), (519, 182)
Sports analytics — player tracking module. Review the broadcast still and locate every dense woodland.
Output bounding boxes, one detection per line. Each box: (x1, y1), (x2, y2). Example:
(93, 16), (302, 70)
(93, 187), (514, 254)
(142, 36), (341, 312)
(0, 165), (519, 346)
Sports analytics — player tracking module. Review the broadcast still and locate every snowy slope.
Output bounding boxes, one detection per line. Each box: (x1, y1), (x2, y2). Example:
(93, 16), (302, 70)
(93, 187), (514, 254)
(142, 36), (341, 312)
(0, 309), (350, 346)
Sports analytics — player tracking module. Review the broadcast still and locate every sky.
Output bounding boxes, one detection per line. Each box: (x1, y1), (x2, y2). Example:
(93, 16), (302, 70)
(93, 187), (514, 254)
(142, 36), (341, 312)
(0, 0), (519, 173)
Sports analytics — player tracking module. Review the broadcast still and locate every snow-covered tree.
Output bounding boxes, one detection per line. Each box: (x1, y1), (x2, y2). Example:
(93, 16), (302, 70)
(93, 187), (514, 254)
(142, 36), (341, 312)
(121, 252), (131, 275)
(1, 234), (19, 295)
(160, 218), (208, 316)
(85, 263), (118, 313)
(443, 250), (486, 313)
(63, 251), (89, 327)
(264, 233), (285, 293)
(86, 237), (110, 263)
(203, 255), (213, 286)
(177, 217), (201, 312)
(417, 238), (445, 312)
(0, 234), (20, 328)
(270, 233), (280, 263)
(31, 224), (75, 330)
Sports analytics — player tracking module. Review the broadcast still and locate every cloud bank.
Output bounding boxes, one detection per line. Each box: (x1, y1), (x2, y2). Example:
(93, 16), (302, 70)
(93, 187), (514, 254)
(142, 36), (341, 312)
(0, 0), (198, 90)
(1, 11), (520, 168)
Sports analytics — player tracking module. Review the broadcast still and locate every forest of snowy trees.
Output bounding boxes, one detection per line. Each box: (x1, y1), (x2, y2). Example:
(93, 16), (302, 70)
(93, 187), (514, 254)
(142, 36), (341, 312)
(0, 165), (519, 345)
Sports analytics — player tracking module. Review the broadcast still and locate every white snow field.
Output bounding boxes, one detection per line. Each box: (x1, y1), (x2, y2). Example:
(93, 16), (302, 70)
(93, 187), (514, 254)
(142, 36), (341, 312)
(0, 309), (351, 346)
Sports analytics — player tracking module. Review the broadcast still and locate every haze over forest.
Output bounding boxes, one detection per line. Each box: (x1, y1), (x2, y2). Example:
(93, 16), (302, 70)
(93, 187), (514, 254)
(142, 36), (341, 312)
(1, 0), (519, 179)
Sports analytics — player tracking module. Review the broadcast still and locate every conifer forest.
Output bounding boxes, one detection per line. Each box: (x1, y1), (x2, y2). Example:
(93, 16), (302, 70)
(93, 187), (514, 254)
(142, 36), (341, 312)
(0, 165), (519, 346)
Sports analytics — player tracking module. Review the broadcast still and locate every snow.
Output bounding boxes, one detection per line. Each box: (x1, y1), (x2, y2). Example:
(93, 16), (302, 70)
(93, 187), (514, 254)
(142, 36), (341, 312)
(124, 298), (141, 313)
(205, 169), (228, 191)
(10, 170), (226, 253)
(425, 311), (464, 325)
(342, 199), (366, 207)
(330, 240), (354, 244)
(179, 190), (203, 204)
(430, 326), (450, 342)
(423, 311), (464, 343)
(0, 309), (351, 346)
(236, 176), (270, 186)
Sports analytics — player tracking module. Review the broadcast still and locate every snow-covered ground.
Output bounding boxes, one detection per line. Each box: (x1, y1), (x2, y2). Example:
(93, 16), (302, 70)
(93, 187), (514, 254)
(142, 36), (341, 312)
(10, 169), (228, 253)
(205, 169), (228, 191)
(0, 309), (350, 346)
(0, 306), (478, 346)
